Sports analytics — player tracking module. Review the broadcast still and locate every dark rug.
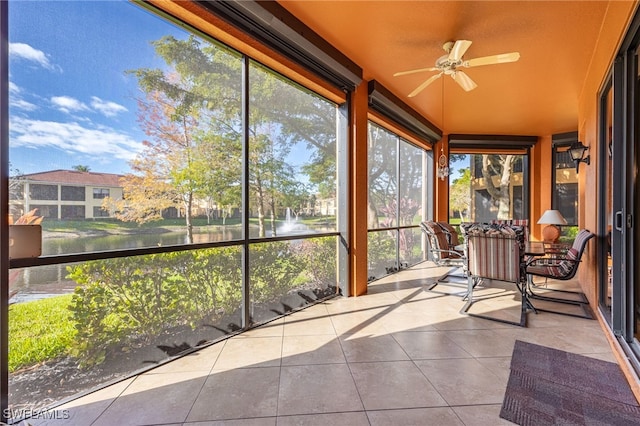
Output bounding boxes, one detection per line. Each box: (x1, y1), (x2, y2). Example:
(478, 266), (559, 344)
(500, 340), (640, 425)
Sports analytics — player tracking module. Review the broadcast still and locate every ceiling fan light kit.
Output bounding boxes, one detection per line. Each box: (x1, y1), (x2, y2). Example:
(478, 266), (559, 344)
(394, 39), (520, 96)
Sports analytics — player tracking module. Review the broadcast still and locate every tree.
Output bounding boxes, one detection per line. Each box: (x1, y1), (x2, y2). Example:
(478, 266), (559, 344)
(449, 168), (471, 221)
(72, 165), (91, 172)
(482, 154), (516, 220)
(104, 89), (204, 242)
(115, 35), (243, 241)
(367, 123), (397, 229)
(9, 163), (25, 218)
(120, 34), (337, 240)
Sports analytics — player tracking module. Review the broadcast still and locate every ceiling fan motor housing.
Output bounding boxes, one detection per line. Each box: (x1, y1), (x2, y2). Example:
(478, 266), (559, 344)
(436, 54), (461, 75)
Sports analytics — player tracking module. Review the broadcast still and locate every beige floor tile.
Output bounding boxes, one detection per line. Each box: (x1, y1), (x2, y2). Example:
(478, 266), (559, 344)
(414, 358), (507, 406)
(26, 377), (136, 426)
(445, 329), (517, 357)
(144, 342), (223, 374)
(213, 337), (282, 370)
(431, 313), (514, 331)
(392, 331), (472, 360)
(350, 361), (447, 410)
(367, 407), (464, 426)
(475, 356), (513, 382)
(283, 315), (336, 336)
(401, 297), (465, 316)
(185, 418), (276, 426)
(329, 311), (389, 335)
(291, 302), (330, 317)
(378, 311), (440, 333)
(451, 404), (514, 426)
(92, 371), (207, 425)
(339, 334), (410, 362)
(237, 318), (285, 338)
(276, 412), (370, 425)
(281, 334), (345, 366)
(277, 364), (363, 416)
(186, 367), (280, 422)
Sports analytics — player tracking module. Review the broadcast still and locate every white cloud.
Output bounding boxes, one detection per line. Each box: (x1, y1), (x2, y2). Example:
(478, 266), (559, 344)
(10, 116), (142, 162)
(9, 82), (37, 111)
(10, 98), (37, 112)
(90, 96), (128, 117)
(51, 96), (89, 114)
(9, 43), (55, 70)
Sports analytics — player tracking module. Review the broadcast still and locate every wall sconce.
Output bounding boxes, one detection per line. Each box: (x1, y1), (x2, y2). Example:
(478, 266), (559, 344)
(568, 141), (590, 173)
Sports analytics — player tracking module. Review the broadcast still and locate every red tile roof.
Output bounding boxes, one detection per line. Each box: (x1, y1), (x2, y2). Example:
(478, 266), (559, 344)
(20, 169), (123, 187)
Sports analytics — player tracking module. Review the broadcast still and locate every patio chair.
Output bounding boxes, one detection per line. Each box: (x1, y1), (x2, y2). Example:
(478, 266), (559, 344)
(420, 221), (467, 293)
(525, 229), (595, 319)
(461, 222), (532, 327)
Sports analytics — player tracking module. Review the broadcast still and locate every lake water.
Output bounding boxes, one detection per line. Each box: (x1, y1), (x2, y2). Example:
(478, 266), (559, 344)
(9, 221), (332, 303)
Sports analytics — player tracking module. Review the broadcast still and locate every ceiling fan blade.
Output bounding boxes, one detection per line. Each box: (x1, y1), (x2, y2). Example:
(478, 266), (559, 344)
(452, 71), (477, 91)
(463, 52), (520, 68)
(408, 73), (443, 97)
(393, 67), (439, 77)
(448, 40), (472, 62)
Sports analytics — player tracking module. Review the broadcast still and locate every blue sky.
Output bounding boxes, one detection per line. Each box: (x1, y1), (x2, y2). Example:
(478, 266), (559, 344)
(8, 0), (185, 175)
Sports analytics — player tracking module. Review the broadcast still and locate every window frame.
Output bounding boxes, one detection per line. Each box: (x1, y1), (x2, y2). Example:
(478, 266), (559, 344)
(551, 131), (579, 227)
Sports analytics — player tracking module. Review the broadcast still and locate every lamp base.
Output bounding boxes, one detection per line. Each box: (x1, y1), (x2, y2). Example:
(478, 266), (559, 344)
(542, 224), (560, 243)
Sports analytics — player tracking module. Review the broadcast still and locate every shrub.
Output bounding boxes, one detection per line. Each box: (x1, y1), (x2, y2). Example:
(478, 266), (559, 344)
(67, 247), (242, 367)
(249, 241), (306, 304)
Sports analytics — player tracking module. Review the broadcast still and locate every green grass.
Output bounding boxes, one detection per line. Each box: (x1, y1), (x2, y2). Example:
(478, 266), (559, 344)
(9, 295), (75, 372)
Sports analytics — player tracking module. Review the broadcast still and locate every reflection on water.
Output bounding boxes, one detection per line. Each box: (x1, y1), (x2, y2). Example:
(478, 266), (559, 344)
(44, 228), (244, 256)
(10, 223), (333, 302)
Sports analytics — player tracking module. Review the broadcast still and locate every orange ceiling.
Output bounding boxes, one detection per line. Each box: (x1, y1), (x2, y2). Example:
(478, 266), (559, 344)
(278, 1), (617, 137)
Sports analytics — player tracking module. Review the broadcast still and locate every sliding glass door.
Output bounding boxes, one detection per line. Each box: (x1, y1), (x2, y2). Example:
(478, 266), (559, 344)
(606, 10), (640, 370)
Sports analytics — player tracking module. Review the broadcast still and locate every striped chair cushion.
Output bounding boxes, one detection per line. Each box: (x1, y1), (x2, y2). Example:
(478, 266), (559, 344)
(467, 232), (521, 283)
(462, 222), (525, 248)
(572, 229), (593, 252)
(526, 248), (579, 278)
(422, 221), (459, 260)
(437, 222), (461, 246)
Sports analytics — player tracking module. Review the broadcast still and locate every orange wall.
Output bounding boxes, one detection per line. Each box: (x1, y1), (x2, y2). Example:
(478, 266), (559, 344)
(530, 135), (552, 240)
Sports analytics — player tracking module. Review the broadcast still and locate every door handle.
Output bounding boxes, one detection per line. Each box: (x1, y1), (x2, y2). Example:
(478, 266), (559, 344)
(615, 211), (624, 231)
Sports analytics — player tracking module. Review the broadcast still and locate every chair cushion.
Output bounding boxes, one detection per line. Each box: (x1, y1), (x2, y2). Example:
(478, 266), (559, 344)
(422, 221), (458, 260)
(526, 247), (579, 278)
(467, 231), (521, 283)
(437, 222), (461, 246)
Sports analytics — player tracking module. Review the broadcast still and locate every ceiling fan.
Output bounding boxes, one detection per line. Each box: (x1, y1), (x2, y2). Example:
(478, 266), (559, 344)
(394, 40), (520, 96)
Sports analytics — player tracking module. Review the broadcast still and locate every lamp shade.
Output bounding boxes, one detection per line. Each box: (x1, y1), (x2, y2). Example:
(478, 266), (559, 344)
(537, 209), (568, 225)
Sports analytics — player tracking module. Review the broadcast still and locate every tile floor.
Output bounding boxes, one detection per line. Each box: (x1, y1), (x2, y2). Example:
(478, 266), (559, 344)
(29, 262), (618, 426)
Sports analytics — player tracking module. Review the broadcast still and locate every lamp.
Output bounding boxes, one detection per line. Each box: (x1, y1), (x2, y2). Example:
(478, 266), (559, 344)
(537, 209), (568, 243)
(568, 141), (590, 173)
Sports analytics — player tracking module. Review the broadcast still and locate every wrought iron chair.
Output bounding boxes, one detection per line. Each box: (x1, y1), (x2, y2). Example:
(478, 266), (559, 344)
(461, 222), (532, 327)
(420, 221), (467, 292)
(525, 229), (595, 319)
